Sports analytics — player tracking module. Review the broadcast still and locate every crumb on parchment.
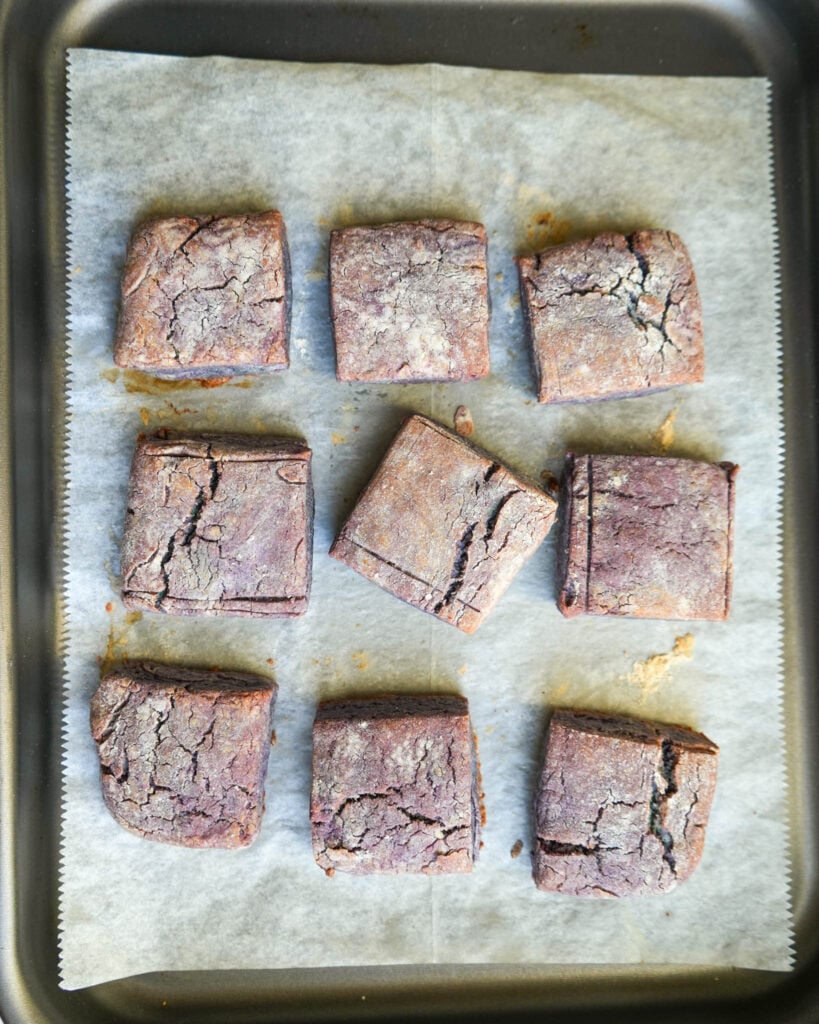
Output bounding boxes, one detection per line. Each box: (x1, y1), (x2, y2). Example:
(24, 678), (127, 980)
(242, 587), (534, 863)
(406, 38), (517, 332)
(623, 634), (695, 694)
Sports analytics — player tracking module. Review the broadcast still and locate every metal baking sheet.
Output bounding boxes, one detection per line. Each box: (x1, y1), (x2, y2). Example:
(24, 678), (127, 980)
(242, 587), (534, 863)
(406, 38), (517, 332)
(1, 0), (818, 1021)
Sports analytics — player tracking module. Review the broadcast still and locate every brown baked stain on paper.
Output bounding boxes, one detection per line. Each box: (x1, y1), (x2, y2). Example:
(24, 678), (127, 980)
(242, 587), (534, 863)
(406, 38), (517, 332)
(101, 367), (256, 394)
(98, 606), (143, 675)
(138, 401), (199, 427)
(524, 210), (572, 251)
(122, 370), (254, 394)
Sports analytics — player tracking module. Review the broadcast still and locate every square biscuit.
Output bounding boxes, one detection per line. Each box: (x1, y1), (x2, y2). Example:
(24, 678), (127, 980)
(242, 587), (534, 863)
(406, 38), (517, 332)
(533, 709), (719, 897)
(114, 211), (290, 378)
(311, 694), (480, 875)
(516, 230), (703, 403)
(90, 661), (277, 848)
(330, 220), (490, 383)
(557, 452), (737, 620)
(330, 414), (556, 633)
(121, 431), (313, 617)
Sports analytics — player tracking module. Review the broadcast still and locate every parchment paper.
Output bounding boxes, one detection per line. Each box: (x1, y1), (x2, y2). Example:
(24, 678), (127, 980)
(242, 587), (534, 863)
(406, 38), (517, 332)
(60, 49), (792, 989)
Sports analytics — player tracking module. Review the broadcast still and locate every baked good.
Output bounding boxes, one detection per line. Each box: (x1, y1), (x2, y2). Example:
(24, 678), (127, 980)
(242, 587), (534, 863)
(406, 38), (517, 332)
(330, 414), (556, 633)
(114, 211), (290, 378)
(121, 431), (313, 617)
(90, 661), (277, 848)
(533, 709), (719, 897)
(329, 220), (490, 382)
(516, 230), (703, 403)
(311, 694), (480, 875)
(557, 452), (737, 620)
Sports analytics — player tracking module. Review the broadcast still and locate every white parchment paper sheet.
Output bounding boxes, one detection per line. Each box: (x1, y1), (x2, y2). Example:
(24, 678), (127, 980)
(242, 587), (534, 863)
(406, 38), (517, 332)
(60, 50), (791, 989)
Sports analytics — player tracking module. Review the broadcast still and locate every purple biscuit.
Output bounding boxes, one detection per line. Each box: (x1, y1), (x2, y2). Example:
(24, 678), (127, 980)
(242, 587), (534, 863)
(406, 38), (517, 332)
(533, 709), (719, 897)
(114, 211), (290, 378)
(330, 414), (557, 633)
(329, 220), (490, 382)
(557, 452), (737, 621)
(121, 431), (313, 617)
(311, 694), (480, 875)
(90, 661), (277, 848)
(516, 230), (704, 403)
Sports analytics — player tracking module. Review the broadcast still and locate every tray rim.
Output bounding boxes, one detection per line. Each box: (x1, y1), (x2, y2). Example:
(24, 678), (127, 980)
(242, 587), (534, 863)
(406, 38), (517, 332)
(3, 0), (819, 1020)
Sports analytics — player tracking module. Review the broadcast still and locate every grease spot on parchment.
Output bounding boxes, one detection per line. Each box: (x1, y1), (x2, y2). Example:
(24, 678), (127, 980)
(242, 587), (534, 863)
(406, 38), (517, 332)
(550, 681), (570, 701)
(318, 203), (357, 229)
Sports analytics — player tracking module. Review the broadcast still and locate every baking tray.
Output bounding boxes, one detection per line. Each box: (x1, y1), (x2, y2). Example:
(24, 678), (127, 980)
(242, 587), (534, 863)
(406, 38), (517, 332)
(1, 0), (818, 1021)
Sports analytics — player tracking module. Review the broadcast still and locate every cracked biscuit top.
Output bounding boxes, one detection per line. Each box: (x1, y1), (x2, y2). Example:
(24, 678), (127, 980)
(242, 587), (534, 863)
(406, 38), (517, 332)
(311, 694), (480, 875)
(329, 220), (490, 383)
(557, 452), (737, 621)
(90, 661), (278, 848)
(329, 414), (557, 633)
(114, 211), (290, 378)
(120, 430), (313, 617)
(533, 709), (719, 897)
(516, 230), (704, 403)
